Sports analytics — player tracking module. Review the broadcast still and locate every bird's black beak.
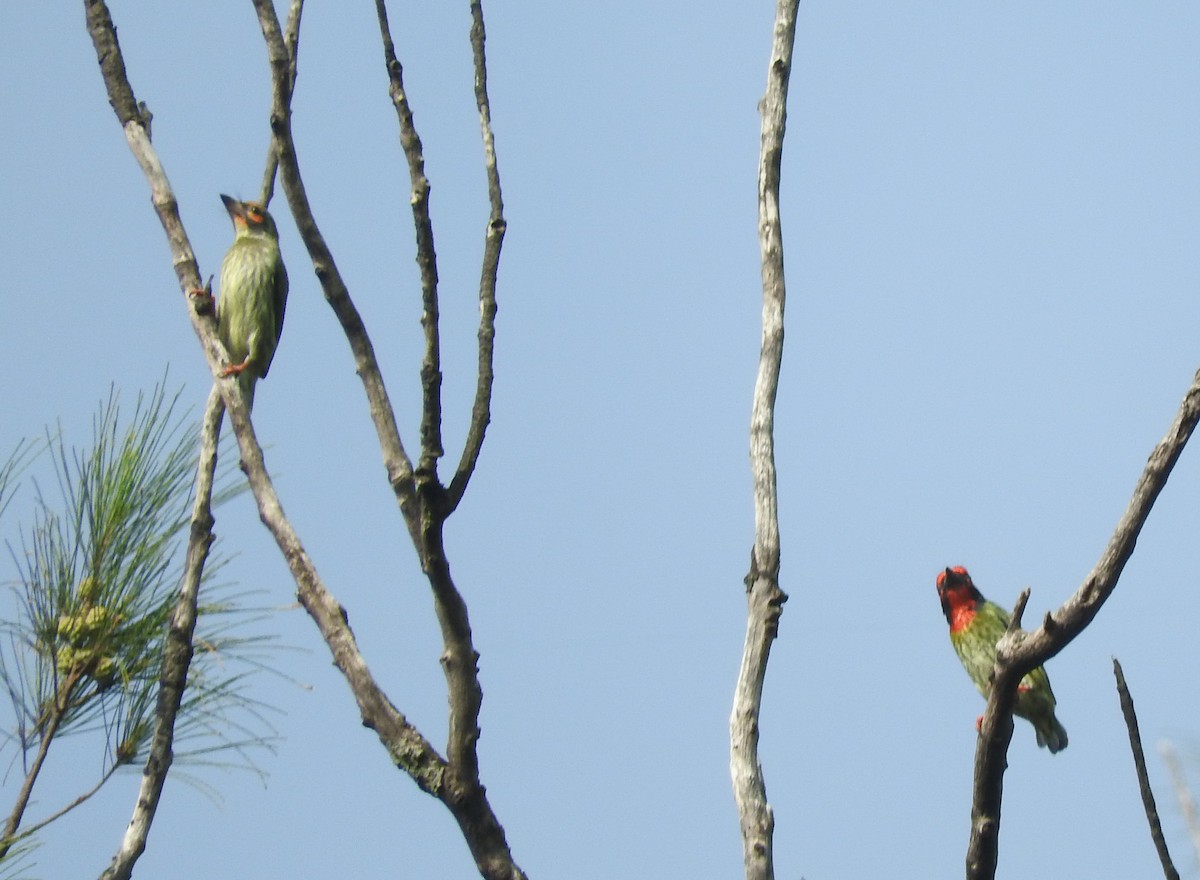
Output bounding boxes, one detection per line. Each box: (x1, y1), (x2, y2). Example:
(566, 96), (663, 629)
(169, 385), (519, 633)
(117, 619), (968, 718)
(220, 194), (245, 220)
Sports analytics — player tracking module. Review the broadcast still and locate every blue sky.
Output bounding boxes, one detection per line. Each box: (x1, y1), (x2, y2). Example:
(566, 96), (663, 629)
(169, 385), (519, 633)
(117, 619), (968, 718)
(3, 2), (1200, 878)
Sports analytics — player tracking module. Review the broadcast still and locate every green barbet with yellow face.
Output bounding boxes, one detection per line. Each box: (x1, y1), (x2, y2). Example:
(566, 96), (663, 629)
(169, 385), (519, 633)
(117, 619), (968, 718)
(216, 194), (288, 411)
(936, 566), (1068, 753)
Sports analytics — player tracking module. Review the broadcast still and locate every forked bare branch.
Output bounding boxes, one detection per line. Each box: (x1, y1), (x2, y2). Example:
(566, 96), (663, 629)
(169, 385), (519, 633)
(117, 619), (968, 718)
(967, 366), (1200, 879)
(87, 0), (452, 867)
(248, 2), (521, 876)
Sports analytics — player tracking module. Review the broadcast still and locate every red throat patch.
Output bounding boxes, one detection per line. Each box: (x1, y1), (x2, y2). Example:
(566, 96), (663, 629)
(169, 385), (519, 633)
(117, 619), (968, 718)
(945, 592), (977, 634)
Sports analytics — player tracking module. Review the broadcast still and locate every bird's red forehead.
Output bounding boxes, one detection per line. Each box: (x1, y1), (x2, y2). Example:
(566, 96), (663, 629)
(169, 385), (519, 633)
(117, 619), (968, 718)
(936, 565), (970, 588)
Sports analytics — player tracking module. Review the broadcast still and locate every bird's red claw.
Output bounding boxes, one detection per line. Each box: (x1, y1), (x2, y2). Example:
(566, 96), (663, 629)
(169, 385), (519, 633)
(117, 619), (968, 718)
(220, 361), (250, 378)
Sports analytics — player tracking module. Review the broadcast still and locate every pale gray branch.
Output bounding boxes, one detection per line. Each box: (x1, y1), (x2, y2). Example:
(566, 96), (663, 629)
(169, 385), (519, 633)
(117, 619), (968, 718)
(730, 3), (799, 880)
(1160, 742), (1200, 868)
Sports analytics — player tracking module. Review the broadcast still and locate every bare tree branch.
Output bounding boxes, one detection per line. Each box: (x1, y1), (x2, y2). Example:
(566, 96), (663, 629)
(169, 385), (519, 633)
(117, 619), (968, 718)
(249, 3), (522, 877)
(258, 0), (304, 207)
(82, 0), (239, 383)
(81, 17), (241, 878)
(242, 0), (481, 804)
(1160, 741), (1200, 869)
(98, 387), (223, 880)
(246, 0), (422, 545)
(730, 2), (799, 879)
(1113, 658), (1179, 880)
(373, 0), (444, 474)
(966, 365), (1200, 880)
(90, 0), (517, 873)
(99, 19), (295, 873)
(363, 6), (520, 876)
(446, 0), (506, 513)
(88, 0), (450, 841)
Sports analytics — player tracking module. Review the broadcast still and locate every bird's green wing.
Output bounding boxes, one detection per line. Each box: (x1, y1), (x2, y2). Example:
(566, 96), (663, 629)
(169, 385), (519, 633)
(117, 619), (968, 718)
(273, 258), (288, 344)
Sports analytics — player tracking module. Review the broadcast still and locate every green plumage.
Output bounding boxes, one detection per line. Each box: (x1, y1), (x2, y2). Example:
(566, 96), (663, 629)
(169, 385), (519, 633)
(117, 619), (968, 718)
(938, 567), (1068, 753)
(216, 195), (287, 411)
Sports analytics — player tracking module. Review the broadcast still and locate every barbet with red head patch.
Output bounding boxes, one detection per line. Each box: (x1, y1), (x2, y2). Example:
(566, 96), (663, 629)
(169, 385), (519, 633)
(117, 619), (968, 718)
(936, 566), (1068, 753)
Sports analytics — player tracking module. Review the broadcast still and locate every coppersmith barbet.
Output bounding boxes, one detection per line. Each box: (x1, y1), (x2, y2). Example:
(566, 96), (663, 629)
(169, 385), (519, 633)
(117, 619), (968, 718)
(936, 566), (1068, 753)
(216, 194), (288, 410)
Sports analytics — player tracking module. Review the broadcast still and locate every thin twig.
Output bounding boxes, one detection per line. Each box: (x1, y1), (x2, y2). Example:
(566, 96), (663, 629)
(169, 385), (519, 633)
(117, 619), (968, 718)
(1160, 742), (1200, 868)
(373, 0), (444, 474)
(445, 0), (506, 512)
(0, 670), (79, 859)
(966, 365), (1200, 880)
(0, 761), (120, 852)
(730, 3), (799, 880)
(1007, 588), (1031, 633)
(1113, 658), (1179, 880)
(258, 0), (304, 207)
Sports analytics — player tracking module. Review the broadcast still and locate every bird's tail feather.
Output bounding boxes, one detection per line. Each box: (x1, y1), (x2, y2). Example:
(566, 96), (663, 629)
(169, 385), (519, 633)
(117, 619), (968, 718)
(239, 373), (257, 412)
(1035, 716), (1068, 754)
